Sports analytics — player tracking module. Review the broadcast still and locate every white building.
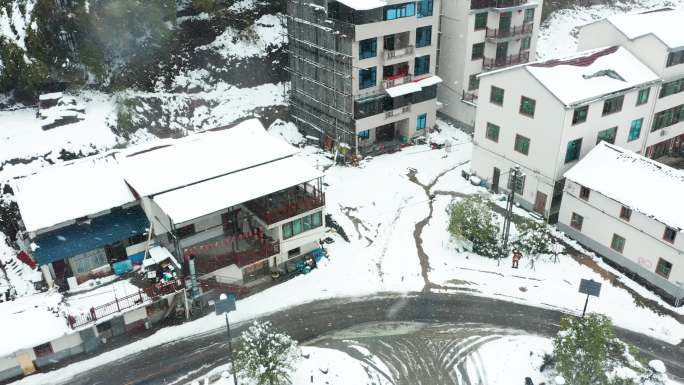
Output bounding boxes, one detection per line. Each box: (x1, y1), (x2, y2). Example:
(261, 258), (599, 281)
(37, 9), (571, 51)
(578, 8), (684, 162)
(288, 0), (442, 156)
(469, 46), (660, 221)
(117, 119), (327, 284)
(558, 143), (684, 305)
(438, 0), (543, 131)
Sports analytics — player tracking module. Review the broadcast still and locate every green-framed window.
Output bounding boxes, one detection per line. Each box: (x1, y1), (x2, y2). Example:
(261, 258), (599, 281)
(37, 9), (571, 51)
(485, 122), (500, 142)
(474, 12), (487, 30)
(519, 96), (536, 117)
(282, 211), (323, 240)
(514, 134), (530, 155)
(490, 86), (504, 105)
(572, 106), (588, 125)
(636, 88), (650, 106)
(596, 126), (617, 144)
(565, 138), (582, 163)
(628, 119), (642, 142)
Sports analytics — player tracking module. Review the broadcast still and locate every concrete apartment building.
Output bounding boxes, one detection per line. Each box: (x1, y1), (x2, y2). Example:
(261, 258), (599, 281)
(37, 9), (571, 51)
(578, 8), (684, 163)
(438, 0), (543, 131)
(287, 0), (441, 157)
(558, 143), (684, 305)
(469, 46), (660, 221)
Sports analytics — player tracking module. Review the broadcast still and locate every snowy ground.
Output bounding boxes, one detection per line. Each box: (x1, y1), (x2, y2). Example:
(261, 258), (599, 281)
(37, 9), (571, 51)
(537, 0), (684, 59)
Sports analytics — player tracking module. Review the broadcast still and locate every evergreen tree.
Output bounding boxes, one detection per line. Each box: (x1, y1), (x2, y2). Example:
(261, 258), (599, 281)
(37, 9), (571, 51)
(512, 220), (554, 258)
(447, 196), (500, 258)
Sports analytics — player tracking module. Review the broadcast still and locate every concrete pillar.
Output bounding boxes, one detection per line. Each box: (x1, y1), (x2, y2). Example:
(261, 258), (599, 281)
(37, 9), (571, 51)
(40, 264), (54, 288)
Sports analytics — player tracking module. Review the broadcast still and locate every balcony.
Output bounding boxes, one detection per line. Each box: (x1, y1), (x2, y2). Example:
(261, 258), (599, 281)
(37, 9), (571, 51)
(383, 74), (412, 89)
(192, 237), (280, 274)
(485, 23), (533, 41)
(245, 181), (325, 225)
(462, 90), (478, 103)
(471, 0), (528, 10)
(385, 45), (415, 60)
(482, 51), (530, 70)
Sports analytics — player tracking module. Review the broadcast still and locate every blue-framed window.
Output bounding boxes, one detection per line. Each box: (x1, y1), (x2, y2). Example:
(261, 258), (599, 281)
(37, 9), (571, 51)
(417, 113), (427, 130)
(417, 0), (433, 18)
(628, 118), (643, 141)
(416, 26), (432, 48)
(359, 66), (377, 89)
(384, 2), (415, 20)
(415, 55), (430, 76)
(359, 38), (377, 60)
(358, 130), (370, 139)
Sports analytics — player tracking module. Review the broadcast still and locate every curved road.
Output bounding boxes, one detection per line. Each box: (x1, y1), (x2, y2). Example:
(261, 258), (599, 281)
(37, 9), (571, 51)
(51, 292), (683, 385)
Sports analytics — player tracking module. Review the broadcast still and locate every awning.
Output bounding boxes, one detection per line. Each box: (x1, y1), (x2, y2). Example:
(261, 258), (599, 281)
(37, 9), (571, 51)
(385, 82), (422, 98)
(153, 156), (324, 225)
(143, 246), (179, 269)
(336, 0), (387, 10)
(415, 75), (443, 88)
(32, 205), (149, 265)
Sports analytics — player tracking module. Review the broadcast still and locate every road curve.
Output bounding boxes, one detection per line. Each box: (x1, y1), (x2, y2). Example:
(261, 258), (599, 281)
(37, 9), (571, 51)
(51, 292), (683, 385)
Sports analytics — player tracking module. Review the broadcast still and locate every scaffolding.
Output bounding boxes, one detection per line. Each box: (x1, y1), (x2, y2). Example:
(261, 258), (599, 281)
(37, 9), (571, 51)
(285, 0), (355, 154)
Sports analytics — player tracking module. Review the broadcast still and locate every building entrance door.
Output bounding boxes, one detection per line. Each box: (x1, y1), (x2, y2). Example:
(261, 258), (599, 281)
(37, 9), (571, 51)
(376, 124), (396, 142)
(534, 191), (547, 215)
(492, 167), (500, 193)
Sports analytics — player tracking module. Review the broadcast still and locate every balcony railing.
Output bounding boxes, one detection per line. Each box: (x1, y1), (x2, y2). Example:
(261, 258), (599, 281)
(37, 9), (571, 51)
(482, 51), (530, 70)
(385, 105), (411, 119)
(485, 24), (533, 40)
(471, 0), (528, 9)
(385, 45), (414, 60)
(462, 90), (478, 102)
(246, 184), (325, 225)
(383, 74), (412, 89)
(194, 239), (280, 274)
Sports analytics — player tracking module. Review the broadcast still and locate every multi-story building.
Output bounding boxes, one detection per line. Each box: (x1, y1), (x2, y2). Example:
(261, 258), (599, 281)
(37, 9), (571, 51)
(438, 0), (543, 131)
(558, 142), (683, 306)
(469, 46), (660, 221)
(287, 0), (441, 156)
(578, 8), (684, 162)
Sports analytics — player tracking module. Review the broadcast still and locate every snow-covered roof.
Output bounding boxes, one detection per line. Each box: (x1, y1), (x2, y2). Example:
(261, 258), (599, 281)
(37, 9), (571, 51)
(116, 119), (298, 197)
(386, 82), (422, 98)
(38, 92), (63, 101)
(335, 0), (387, 11)
(606, 9), (684, 50)
(12, 155), (137, 233)
(153, 156), (323, 225)
(564, 142), (684, 231)
(525, 46), (660, 107)
(415, 75), (443, 88)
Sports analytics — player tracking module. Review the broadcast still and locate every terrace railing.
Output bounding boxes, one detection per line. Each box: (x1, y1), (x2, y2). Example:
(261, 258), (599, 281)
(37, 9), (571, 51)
(471, 0), (528, 10)
(485, 24), (533, 40)
(482, 51), (531, 70)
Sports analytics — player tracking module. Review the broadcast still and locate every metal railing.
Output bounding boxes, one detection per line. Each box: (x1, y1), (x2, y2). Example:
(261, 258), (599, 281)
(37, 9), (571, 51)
(462, 90), (478, 102)
(382, 74), (412, 89)
(246, 194), (325, 225)
(384, 45), (414, 60)
(485, 23), (533, 40)
(193, 239), (280, 273)
(482, 51), (530, 70)
(471, 0), (528, 9)
(66, 280), (184, 329)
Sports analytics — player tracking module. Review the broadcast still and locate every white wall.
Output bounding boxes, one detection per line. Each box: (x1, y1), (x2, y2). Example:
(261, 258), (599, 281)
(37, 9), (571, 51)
(559, 179), (684, 296)
(0, 356), (18, 372)
(123, 307), (148, 325)
(50, 332), (82, 353)
(273, 208), (326, 265)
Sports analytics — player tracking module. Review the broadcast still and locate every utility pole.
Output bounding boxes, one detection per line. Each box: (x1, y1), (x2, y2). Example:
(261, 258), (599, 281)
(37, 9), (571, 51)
(499, 165), (521, 265)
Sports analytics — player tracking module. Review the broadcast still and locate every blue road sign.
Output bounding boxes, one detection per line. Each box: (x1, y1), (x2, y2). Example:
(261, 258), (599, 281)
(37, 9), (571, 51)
(579, 279), (601, 297)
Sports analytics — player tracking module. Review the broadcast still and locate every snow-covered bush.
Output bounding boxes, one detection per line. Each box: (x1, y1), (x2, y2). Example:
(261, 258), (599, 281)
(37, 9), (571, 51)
(234, 320), (301, 385)
(553, 314), (666, 385)
(512, 221), (554, 258)
(447, 196), (500, 258)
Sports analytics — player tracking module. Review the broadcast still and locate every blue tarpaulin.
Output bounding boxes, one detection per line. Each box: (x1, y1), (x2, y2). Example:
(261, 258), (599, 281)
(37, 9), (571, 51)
(32, 205), (149, 266)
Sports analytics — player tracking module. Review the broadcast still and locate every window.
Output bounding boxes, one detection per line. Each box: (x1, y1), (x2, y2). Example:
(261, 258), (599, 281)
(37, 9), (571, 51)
(490, 86), (504, 105)
(520, 36), (531, 51)
(359, 66), (377, 89)
(656, 258), (673, 279)
(579, 186), (590, 200)
(359, 38), (377, 60)
(570, 212), (583, 231)
(415, 55), (430, 76)
(663, 227), (677, 244)
(288, 247), (301, 258)
(176, 224), (195, 239)
(417, 113), (427, 130)
(602, 95), (624, 116)
(33, 342), (53, 358)
(652, 104), (684, 131)
(507, 172), (525, 194)
(596, 127), (617, 144)
(619, 206), (632, 221)
(524, 8), (535, 23)
(416, 26), (432, 48)
(417, 0), (433, 17)
(472, 42), (485, 60)
(572, 106), (588, 125)
(636, 88), (650, 105)
(659, 79), (684, 98)
(485, 122), (500, 142)
(667, 50), (684, 67)
(628, 119), (642, 142)
(565, 138), (582, 163)
(384, 2), (416, 20)
(519, 96), (536, 117)
(282, 212), (323, 240)
(474, 12), (488, 30)
(358, 130), (370, 139)
(610, 234), (626, 253)
(468, 74), (480, 91)
(514, 134), (530, 155)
